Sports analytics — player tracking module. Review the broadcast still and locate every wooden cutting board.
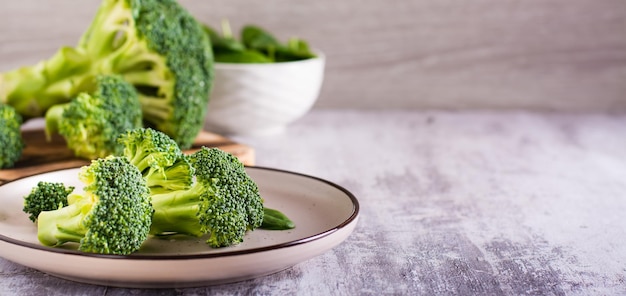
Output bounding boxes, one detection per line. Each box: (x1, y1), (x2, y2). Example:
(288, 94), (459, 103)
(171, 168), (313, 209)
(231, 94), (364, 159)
(0, 129), (254, 185)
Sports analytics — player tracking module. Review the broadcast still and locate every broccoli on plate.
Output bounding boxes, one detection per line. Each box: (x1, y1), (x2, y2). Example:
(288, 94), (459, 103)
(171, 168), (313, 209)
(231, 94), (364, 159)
(36, 156), (153, 255)
(44, 75), (142, 160)
(0, 0), (213, 149)
(149, 147), (264, 248)
(118, 128), (264, 248)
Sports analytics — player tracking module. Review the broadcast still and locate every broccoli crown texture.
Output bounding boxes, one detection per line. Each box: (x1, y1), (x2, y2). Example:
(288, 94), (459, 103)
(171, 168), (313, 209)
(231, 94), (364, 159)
(128, 0), (213, 148)
(118, 127), (193, 194)
(45, 75), (142, 160)
(191, 147), (264, 231)
(23, 181), (74, 222)
(149, 147), (264, 248)
(0, 103), (24, 168)
(37, 156), (153, 255)
(1, 0), (213, 149)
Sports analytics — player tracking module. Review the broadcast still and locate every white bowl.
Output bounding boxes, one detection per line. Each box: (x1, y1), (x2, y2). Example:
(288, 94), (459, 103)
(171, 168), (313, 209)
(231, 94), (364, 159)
(203, 53), (325, 136)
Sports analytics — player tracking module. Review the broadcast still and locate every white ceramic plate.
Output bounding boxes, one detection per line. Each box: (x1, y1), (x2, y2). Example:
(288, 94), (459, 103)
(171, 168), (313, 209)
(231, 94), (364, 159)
(0, 167), (359, 288)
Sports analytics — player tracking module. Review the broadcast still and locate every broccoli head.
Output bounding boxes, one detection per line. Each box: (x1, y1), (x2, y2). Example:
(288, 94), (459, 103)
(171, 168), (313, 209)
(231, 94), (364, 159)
(36, 156), (153, 255)
(118, 127), (194, 194)
(23, 181), (74, 223)
(149, 147), (264, 248)
(0, 103), (24, 168)
(44, 75), (142, 160)
(1, 0), (213, 149)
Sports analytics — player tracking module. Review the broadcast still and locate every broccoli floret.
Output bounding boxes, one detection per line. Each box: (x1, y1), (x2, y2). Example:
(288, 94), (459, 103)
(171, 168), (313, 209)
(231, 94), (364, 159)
(149, 147), (264, 248)
(1, 0), (213, 149)
(117, 127), (193, 194)
(44, 75), (142, 160)
(23, 181), (74, 223)
(116, 128), (263, 247)
(0, 103), (24, 168)
(36, 156), (153, 255)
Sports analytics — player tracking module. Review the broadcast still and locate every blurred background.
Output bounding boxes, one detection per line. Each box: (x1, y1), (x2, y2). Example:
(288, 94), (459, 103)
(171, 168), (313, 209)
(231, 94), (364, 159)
(1, 0), (625, 111)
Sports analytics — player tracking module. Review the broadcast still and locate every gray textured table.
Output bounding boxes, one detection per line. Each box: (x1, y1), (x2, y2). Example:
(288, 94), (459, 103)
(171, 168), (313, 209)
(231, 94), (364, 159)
(1, 110), (625, 295)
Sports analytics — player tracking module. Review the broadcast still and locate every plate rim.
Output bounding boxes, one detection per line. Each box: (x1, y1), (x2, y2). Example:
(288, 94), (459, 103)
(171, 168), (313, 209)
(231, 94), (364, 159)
(0, 165), (359, 260)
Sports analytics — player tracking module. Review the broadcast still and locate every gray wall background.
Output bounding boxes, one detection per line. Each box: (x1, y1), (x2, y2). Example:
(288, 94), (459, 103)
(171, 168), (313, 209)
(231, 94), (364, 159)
(1, 0), (625, 111)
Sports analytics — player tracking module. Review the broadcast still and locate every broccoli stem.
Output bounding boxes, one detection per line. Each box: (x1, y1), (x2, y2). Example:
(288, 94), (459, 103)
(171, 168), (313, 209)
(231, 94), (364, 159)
(128, 151), (153, 174)
(0, 1), (146, 119)
(43, 103), (69, 141)
(0, 44), (106, 119)
(139, 95), (174, 125)
(144, 163), (193, 193)
(79, 0), (130, 57)
(0, 48), (86, 118)
(37, 196), (90, 247)
(150, 184), (207, 237)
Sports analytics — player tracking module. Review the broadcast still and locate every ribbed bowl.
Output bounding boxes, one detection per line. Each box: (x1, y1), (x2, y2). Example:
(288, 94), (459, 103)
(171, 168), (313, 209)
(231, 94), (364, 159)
(204, 54), (325, 136)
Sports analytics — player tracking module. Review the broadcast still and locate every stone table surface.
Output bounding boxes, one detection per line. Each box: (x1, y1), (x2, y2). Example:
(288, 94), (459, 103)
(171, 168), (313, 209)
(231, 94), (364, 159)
(1, 110), (625, 295)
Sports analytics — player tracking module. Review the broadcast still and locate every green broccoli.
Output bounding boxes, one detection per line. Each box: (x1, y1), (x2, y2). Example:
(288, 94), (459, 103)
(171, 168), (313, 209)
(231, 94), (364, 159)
(23, 181), (74, 223)
(44, 75), (142, 160)
(117, 128), (264, 247)
(1, 0), (213, 149)
(117, 127), (194, 194)
(147, 147), (263, 248)
(36, 156), (153, 255)
(0, 103), (24, 168)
